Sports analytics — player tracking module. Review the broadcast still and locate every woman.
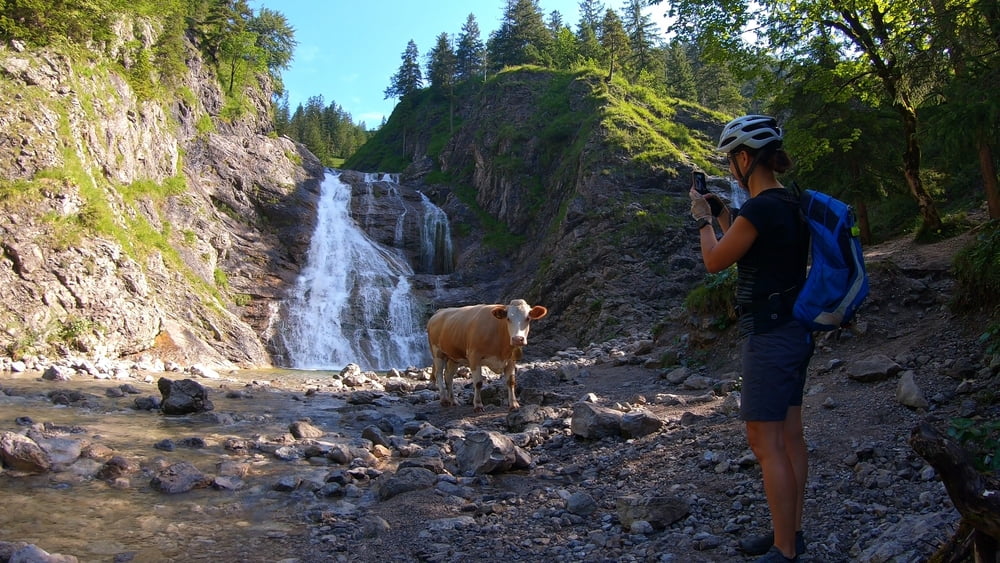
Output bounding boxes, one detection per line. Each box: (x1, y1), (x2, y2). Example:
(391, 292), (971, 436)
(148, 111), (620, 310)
(689, 115), (813, 563)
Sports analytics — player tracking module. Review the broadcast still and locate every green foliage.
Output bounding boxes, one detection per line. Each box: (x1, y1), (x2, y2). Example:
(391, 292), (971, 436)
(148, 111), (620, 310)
(196, 114), (215, 136)
(281, 95), (370, 166)
(121, 40), (157, 101)
(119, 175), (187, 203)
(54, 315), (98, 350)
(980, 322), (1000, 356)
(684, 267), (738, 329)
(213, 267), (229, 289)
(914, 212), (972, 243)
(0, 0), (116, 46)
(5, 325), (44, 359)
(948, 417), (1000, 473)
(952, 220), (1000, 311)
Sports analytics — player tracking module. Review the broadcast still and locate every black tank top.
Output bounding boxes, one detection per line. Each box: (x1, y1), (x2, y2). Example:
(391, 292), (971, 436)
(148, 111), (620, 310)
(734, 188), (809, 335)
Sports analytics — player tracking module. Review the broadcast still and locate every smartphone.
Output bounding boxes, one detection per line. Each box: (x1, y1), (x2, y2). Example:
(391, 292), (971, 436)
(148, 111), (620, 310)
(692, 169), (708, 195)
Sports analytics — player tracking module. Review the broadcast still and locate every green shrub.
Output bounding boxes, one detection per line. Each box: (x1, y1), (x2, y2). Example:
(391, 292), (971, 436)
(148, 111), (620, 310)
(952, 220), (1000, 311)
(684, 266), (738, 329)
(948, 417), (1000, 472)
(213, 268), (229, 289)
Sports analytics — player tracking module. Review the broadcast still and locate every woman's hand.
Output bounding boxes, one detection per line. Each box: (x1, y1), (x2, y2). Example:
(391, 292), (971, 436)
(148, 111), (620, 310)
(689, 188), (712, 221)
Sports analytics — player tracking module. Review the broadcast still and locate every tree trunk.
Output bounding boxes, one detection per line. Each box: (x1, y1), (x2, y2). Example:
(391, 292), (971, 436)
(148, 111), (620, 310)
(977, 139), (1000, 219)
(854, 198), (872, 246)
(898, 104), (942, 232)
(909, 421), (1000, 561)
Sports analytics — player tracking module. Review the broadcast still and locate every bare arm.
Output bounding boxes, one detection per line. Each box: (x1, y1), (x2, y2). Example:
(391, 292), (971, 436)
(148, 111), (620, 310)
(698, 215), (757, 273)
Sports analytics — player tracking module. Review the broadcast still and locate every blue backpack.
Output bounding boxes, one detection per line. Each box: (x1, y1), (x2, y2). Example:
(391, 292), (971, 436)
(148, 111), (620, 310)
(792, 186), (870, 331)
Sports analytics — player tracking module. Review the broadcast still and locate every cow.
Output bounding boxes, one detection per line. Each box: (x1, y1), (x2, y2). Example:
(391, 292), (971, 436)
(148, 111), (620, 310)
(426, 299), (548, 411)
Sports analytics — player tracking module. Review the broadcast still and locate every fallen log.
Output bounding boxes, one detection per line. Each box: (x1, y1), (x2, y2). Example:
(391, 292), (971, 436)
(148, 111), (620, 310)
(910, 421), (1000, 563)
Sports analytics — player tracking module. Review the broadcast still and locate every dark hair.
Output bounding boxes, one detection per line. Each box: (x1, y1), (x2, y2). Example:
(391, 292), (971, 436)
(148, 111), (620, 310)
(738, 141), (793, 174)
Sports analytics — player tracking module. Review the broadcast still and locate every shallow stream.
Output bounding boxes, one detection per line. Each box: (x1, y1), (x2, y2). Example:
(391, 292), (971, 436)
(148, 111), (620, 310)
(0, 369), (405, 562)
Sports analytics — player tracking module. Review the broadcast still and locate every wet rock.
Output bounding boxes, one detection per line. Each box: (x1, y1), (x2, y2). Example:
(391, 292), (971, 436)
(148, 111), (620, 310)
(3, 542), (79, 562)
(132, 396), (160, 410)
(157, 378), (214, 415)
(154, 439), (175, 451)
(32, 436), (83, 469)
(273, 475), (300, 491)
(41, 365), (73, 381)
(150, 461), (211, 494)
(289, 420), (324, 439)
(0, 431), (51, 473)
(96, 455), (140, 480)
(361, 425), (391, 449)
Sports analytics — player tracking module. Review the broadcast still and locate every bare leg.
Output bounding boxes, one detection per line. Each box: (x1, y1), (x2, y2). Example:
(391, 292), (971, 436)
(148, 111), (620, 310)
(746, 419), (800, 558)
(783, 406), (808, 532)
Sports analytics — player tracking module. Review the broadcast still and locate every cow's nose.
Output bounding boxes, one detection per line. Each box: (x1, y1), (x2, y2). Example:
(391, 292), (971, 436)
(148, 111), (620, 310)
(511, 335), (526, 346)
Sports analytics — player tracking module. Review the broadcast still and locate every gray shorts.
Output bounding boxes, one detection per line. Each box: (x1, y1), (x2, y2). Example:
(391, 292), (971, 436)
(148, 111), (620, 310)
(740, 321), (815, 422)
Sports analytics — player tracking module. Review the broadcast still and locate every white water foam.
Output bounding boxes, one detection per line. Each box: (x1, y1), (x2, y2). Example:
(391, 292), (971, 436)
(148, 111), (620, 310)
(279, 171), (430, 371)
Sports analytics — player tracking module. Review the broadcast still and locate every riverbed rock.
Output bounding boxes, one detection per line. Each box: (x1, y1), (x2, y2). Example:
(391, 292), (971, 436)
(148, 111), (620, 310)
(150, 461), (212, 494)
(0, 432), (51, 473)
(157, 377), (214, 415)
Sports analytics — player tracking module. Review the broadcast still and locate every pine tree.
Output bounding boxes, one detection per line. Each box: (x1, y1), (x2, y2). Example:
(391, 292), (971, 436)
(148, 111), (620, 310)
(576, 0), (605, 64)
(487, 0), (552, 71)
(455, 14), (486, 82)
(385, 39), (423, 101)
(621, 0), (661, 79)
(599, 8), (629, 81)
(663, 41), (697, 101)
(427, 33), (457, 90)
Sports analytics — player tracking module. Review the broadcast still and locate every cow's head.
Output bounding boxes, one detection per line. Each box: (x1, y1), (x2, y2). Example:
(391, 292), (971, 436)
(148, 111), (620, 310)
(492, 299), (548, 347)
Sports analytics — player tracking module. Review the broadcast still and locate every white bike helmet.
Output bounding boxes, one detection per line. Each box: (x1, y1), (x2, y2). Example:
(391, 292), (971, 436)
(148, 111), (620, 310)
(717, 115), (782, 152)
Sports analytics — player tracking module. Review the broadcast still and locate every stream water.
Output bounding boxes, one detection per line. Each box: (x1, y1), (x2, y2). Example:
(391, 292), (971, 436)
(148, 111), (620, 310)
(1, 171), (455, 560)
(0, 369), (407, 562)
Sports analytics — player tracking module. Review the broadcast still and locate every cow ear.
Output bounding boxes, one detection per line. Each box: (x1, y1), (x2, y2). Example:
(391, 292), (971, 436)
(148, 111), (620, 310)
(491, 306), (508, 319)
(529, 306), (548, 319)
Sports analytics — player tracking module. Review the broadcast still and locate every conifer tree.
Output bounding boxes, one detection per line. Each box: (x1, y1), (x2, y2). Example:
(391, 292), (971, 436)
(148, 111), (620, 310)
(455, 13), (486, 82)
(487, 0), (552, 71)
(575, 0), (605, 63)
(621, 0), (661, 79)
(427, 32), (457, 90)
(599, 8), (629, 81)
(385, 39), (423, 101)
(662, 41), (697, 101)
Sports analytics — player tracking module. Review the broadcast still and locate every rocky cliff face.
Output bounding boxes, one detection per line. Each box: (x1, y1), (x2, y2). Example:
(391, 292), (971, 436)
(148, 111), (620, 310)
(0, 23), (324, 369)
(0, 27), (727, 372)
(394, 70), (724, 355)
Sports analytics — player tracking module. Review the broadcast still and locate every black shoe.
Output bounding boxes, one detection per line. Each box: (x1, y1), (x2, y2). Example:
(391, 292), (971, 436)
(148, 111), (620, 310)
(754, 546), (799, 562)
(739, 530), (806, 556)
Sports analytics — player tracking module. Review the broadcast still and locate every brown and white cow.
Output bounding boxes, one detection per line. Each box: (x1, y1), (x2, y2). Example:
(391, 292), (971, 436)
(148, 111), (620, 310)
(426, 299), (548, 411)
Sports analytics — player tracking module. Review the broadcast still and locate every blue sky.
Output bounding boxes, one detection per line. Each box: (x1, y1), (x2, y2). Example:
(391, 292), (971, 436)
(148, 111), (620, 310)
(250, 1), (670, 129)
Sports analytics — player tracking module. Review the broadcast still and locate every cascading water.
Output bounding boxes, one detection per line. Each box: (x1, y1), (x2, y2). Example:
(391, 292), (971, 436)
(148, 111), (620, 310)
(418, 191), (453, 274)
(729, 178), (748, 210)
(279, 171), (440, 371)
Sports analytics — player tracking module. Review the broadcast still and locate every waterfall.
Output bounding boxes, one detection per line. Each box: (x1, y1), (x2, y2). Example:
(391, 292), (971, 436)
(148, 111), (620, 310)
(418, 191), (453, 274)
(279, 171), (434, 371)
